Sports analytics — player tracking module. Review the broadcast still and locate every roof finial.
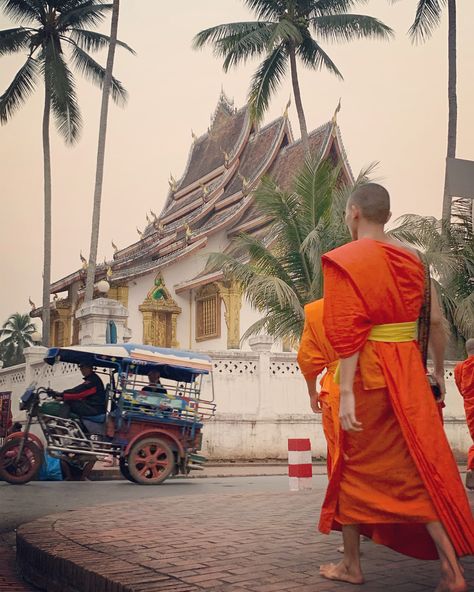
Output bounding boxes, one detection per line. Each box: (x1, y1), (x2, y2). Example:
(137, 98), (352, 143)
(145, 212), (151, 224)
(136, 226), (143, 238)
(28, 296), (36, 310)
(168, 173), (178, 192)
(283, 96), (291, 118)
(150, 210), (158, 222)
(221, 147), (231, 168)
(80, 251), (88, 270)
(199, 181), (210, 197)
(332, 98), (341, 125)
(191, 129), (198, 142)
(111, 240), (118, 254)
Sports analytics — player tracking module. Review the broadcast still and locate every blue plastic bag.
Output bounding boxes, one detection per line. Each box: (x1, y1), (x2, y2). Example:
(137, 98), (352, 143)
(38, 453), (63, 481)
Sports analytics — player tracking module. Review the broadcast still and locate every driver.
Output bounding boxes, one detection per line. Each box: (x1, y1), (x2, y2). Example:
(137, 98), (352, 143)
(44, 364), (106, 419)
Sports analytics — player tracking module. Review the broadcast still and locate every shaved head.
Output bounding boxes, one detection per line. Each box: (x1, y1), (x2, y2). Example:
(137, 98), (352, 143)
(348, 183), (391, 224)
(466, 338), (474, 355)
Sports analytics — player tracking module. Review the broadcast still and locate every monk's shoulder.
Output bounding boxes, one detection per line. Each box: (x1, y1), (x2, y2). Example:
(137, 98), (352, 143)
(304, 298), (323, 318)
(323, 240), (375, 267)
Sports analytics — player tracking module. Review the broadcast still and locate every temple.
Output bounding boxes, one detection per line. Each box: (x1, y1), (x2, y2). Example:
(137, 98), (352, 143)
(33, 92), (353, 350)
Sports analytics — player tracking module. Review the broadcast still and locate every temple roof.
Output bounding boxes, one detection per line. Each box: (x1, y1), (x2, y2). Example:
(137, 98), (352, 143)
(49, 94), (353, 294)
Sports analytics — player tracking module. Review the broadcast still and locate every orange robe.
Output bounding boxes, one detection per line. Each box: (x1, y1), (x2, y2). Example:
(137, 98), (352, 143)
(297, 299), (339, 477)
(455, 356), (474, 470)
(319, 238), (474, 560)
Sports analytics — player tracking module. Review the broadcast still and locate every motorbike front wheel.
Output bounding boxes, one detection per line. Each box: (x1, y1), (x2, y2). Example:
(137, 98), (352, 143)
(0, 438), (43, 484)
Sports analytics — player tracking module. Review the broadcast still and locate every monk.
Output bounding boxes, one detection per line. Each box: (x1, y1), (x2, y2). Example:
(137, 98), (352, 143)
(297, 298), (339, 477)
(318, 183), (474, 592)
(455, 338), (474, 489)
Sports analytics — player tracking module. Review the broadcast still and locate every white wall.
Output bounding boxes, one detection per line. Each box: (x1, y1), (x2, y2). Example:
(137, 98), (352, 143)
(2, 348), (469, 461)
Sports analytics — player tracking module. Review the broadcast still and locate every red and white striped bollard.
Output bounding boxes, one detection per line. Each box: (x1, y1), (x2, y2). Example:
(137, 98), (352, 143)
(288, 438), (312, 491)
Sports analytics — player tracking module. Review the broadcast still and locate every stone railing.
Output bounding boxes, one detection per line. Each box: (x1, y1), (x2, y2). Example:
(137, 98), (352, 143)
(0, 343), (470, 460)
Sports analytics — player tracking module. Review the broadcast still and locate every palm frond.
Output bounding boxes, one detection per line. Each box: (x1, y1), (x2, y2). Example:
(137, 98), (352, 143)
(70, 43), (128, 105)
(0, 55), (38, 124)
(266, 17), (303, 49)
(408, 0), (446, 43)
(243, 0), (283, 20)
(0, 27), (32, 55)
(312, 14), (394, 43)
(308, 0), (368, 17)
(248, 43), (287, 122)
(42, 43), (82, 144)
(216, 23), (276, 72)
(57, 0), (112, 31)
(69, 29), (135, 54)
(297, 30), (342, 77)
(0, 0), (41, 24)
(193, 21), (272, 52)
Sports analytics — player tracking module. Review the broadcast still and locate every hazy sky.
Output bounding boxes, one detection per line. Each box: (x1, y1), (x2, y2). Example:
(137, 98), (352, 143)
(1, 1), (473, 327)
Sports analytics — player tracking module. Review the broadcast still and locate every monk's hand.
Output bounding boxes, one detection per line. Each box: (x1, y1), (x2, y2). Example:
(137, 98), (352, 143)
(432, 369), (446, 402)
(309, 392), (323, 414)
(339, 390), (363, 432)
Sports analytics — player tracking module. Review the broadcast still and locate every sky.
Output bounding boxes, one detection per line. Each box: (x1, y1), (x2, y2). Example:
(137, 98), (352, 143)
(1, 0), (473, 328)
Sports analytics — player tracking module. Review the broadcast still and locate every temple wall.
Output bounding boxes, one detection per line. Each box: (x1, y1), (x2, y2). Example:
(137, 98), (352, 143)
(0, 349), (470, 461)
(124, 230), (282, 352)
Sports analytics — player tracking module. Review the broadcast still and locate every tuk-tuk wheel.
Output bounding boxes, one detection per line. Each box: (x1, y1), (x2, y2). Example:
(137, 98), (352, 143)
(127, 437), (175, 485)
(119, 456), (137, 483)
(0, 437), (43, 485)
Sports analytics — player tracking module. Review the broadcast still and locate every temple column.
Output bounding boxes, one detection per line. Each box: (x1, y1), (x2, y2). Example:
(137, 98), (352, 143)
(218, 281), (242, 350)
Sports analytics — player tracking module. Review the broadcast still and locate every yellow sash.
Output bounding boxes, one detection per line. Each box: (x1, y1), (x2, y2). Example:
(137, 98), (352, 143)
(334, 321), (417, 383)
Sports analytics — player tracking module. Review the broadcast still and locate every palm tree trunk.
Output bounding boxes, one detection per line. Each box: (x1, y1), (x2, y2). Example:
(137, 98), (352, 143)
(289, 43), (309, 155)
(41, 85), (52, 347)
(441, 0), (457, 225)
(84, 0), (120, 302)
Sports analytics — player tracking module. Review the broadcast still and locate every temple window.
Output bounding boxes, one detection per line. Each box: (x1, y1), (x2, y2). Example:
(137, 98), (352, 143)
(196, 284), (221, 341)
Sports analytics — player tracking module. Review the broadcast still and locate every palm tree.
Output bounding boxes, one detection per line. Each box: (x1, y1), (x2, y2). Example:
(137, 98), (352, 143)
(394, 0), (457, 223)
(84, 0), (130, 302)
(0, 313), (36, 367)
(206, 159), (374, 344)
(0, 0), (133, 346)
(193, 0), (393, 155)
(390, 202), (474, 351)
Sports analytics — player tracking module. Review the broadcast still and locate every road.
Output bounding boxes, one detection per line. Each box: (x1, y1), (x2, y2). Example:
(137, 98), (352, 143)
(0, 474), (328, 532)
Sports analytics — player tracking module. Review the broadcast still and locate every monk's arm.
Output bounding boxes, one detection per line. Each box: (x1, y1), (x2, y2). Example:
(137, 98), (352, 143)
(339, 353), (363, 432)
(428, 282), (447, 396)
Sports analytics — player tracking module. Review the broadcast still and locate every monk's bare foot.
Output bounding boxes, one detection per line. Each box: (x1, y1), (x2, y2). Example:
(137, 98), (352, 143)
(320, 561), (364, 585)
(434, 576), (467, 592)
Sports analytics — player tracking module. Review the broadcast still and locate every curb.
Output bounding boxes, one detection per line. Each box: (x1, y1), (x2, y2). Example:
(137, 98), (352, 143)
(16, 518), (193, 592)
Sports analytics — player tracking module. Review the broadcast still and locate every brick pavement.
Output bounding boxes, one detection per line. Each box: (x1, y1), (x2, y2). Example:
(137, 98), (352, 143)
(16, 489), (474, 592)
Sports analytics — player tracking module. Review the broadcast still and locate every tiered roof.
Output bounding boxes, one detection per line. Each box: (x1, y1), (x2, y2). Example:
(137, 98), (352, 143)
(49, 92), (353, 295)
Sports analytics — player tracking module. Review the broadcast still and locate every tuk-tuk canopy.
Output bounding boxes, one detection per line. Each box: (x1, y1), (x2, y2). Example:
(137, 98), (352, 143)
(44, 344), (213, 383)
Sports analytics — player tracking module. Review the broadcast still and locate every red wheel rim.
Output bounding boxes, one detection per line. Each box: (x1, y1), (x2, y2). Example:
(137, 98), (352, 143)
(130, 442), (170, 481)
(0, 440), (42, 482)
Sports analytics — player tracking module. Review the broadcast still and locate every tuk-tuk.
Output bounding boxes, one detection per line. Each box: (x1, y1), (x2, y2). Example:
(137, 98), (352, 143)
(0, 344), (215, 485)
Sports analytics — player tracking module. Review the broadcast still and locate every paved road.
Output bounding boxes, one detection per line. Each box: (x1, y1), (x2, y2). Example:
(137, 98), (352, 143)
(0, 475), (326, 532)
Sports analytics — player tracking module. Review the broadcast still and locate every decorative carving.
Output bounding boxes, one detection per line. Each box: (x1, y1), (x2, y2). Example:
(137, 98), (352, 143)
(139, 274), (181, 347)
(80, 251), (88, 270)
(217, 281), (242, 349)
(111, 240), (118, 254)
(168, 173), (178, 192)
